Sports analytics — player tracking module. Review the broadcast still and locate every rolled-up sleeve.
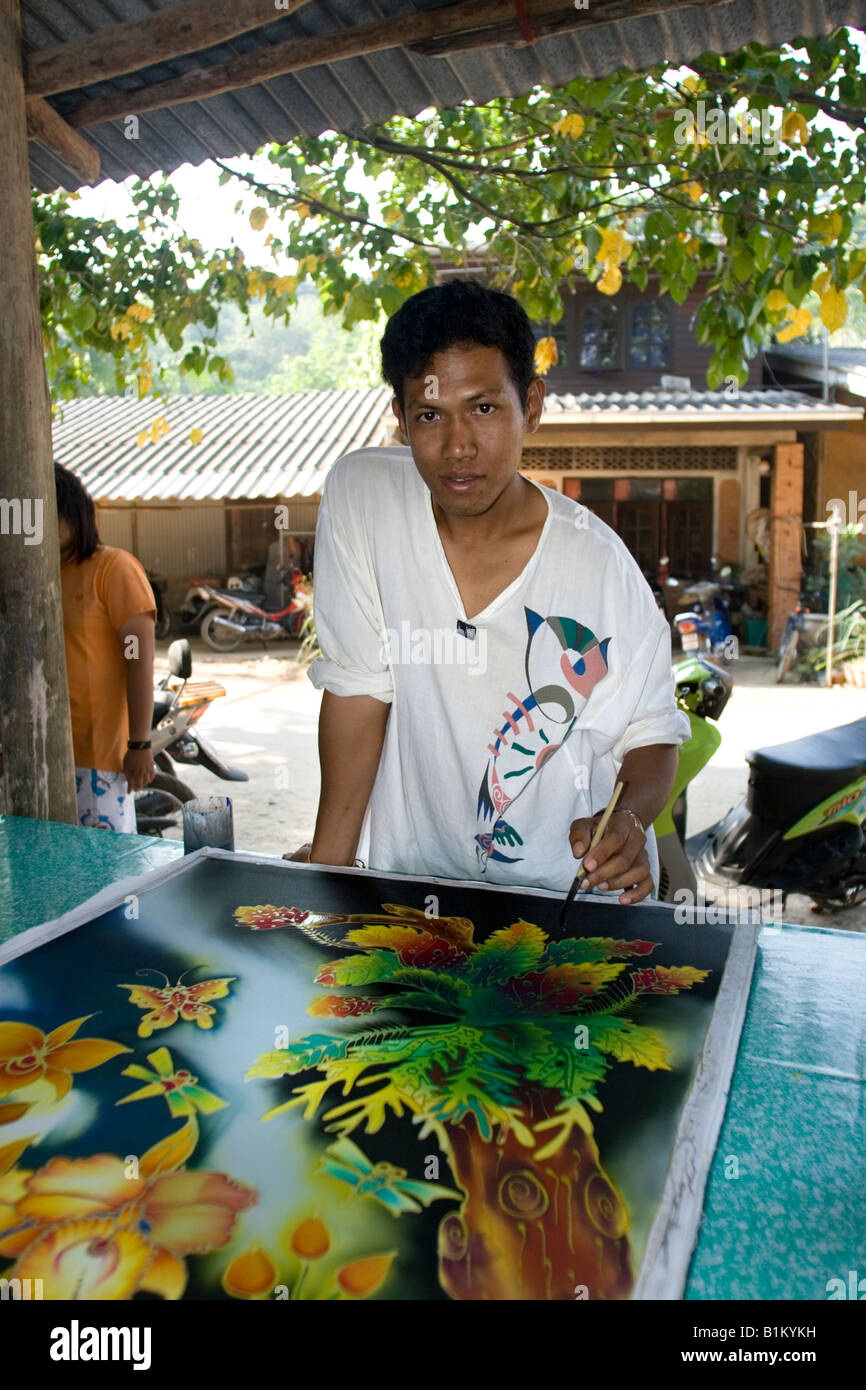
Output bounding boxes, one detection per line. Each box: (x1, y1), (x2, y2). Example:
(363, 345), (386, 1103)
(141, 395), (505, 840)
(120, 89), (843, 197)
(610, 622), (690, 761)
(307, 482), (394, 703)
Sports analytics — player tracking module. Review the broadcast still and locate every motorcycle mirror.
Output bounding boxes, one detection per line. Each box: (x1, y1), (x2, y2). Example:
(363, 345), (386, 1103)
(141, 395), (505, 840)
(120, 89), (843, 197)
(720, 565), (732, 578)
(168, 638), (192, 679)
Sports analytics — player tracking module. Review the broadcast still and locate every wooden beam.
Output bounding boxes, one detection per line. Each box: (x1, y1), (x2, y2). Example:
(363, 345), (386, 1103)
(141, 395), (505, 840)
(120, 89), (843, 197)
(65, 0), (574, 128)
(768, 442), (805, 650)
(0, 0), (78, 824)
(26, 0), (317, 98)
(26, 95), (100, 184)
(409, 0), (729, 56)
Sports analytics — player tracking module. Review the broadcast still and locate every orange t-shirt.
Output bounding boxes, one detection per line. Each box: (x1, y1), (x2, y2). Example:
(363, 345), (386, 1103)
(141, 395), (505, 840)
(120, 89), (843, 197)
(61, 545), (157, 772)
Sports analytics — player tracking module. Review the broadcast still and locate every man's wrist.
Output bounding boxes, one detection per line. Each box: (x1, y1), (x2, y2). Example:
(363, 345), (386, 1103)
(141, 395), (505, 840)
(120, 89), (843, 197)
(127, 739), (152, 751)
(594, 806), (645, 835)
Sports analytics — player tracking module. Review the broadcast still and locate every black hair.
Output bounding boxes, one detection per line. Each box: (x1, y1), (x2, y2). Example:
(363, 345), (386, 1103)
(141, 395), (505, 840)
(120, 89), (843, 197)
(380, 279), (537, 410)
(55, 462), (100, 563)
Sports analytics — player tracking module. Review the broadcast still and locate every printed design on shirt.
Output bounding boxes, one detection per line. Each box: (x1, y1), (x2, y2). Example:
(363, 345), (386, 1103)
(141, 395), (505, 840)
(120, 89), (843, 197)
(475, 607), (610, 869)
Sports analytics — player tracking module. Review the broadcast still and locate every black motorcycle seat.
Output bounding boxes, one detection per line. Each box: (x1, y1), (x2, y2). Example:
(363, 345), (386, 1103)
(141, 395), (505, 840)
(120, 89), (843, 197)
(747, 717), (866, 824)
(152, 696), (174, 724)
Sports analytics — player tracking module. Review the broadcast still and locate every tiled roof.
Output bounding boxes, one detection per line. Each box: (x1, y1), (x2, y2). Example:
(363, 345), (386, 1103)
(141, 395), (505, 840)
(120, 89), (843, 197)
(541, 388), (863, 422)
(51, 388), (393, 501)
(25, 0), (866, 192)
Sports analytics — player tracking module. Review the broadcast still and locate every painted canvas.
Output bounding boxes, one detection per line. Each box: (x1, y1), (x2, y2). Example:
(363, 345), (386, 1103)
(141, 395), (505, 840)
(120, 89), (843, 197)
(0, 850), (756, 1301)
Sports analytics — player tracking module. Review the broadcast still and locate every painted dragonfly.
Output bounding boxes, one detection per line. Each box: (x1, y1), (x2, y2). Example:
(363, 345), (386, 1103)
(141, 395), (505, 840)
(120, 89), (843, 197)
(317, 1136), (460, 1216)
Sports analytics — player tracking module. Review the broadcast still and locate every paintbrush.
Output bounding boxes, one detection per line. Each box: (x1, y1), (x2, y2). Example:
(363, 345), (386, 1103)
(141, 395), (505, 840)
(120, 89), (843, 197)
(559, 781), (624, 931)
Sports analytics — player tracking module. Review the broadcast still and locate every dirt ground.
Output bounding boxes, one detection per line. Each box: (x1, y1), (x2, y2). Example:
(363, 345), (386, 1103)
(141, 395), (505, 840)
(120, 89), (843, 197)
(154, 637), (866, 932)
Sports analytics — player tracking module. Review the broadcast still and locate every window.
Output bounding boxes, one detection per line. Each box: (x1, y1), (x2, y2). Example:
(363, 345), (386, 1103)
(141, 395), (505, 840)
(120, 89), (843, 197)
(629, 302), (671, 368)
(579, 303), (620, 370)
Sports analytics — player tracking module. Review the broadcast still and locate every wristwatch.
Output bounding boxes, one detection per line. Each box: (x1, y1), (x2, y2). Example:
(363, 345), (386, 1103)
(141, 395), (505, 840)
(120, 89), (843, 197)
(127, 740), (152, 751)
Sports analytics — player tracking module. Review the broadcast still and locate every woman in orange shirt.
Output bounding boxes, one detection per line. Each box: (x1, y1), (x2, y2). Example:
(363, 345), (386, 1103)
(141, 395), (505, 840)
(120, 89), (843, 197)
(56, 464), (156, 832)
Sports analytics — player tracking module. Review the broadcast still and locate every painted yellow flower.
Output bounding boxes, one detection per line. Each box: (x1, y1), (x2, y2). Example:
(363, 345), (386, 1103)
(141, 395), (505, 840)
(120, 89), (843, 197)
(0, 1124), (257, 1299)
(117, 1045), (227, 1119)
(597, 264), (622, 296)
(289, 1217), (330, 1260)
(533, 336), (558, 375)
(336, 1251), (396, 1298)
(0, 1018), (129, 1101)
(221, 1242), (278, 1298)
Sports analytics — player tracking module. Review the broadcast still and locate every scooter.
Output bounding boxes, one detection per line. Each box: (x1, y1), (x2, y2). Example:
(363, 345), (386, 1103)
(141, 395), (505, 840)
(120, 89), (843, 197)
(196, 569), (308, 652)
(654, 655), (866, 912)
(134, 638), (248, 835)
(673, 579), (735, 661)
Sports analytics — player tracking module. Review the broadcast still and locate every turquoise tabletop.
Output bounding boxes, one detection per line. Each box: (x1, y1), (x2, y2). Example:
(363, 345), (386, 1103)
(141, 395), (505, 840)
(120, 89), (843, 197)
(0, 815), (182, 942)
(1, 814), (864, 1300)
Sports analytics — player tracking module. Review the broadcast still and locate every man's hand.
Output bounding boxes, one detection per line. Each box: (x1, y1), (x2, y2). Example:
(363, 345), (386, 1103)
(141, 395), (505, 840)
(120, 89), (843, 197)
(568, 809), (652, 905)
(123, 747), (154, 792)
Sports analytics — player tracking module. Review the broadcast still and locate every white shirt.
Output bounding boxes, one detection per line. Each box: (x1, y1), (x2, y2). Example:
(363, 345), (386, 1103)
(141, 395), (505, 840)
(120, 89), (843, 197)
(308, 446), (690, 894)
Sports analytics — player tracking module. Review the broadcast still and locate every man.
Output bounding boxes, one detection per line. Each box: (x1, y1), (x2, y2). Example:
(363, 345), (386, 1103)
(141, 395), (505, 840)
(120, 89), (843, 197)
(298, 280), (689, 902)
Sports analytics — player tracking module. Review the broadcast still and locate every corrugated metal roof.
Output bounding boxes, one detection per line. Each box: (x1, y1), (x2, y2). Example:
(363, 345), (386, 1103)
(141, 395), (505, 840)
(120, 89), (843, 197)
(542, 387), (864, 422)
(24, 0), (866, 192)
(51, 388), (393, 500)
(768, 344), (866, 371)
(52, 383), (860, 503)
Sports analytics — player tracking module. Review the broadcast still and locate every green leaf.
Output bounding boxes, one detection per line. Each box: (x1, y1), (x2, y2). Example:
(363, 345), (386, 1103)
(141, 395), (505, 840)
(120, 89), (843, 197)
(463, 920), (547, 984)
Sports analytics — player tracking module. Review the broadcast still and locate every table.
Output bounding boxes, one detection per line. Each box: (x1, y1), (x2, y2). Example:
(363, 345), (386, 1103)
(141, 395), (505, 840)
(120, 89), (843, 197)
(1, 814), (863, 1300)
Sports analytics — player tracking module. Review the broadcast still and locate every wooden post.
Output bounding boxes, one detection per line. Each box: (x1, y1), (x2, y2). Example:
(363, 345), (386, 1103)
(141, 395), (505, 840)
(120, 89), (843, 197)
(0, 0), (78, 823)
(767, 442), (805, 653)
(825, 505), (840, 688)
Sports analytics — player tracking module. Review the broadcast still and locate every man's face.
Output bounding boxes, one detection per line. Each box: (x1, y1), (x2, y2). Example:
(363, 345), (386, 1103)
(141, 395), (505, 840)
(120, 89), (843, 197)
(392, 343), (544, 518)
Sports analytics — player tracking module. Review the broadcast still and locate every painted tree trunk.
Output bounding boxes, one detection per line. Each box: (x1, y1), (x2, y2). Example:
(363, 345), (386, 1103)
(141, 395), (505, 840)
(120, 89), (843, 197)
(437, 1087), (633, 1301)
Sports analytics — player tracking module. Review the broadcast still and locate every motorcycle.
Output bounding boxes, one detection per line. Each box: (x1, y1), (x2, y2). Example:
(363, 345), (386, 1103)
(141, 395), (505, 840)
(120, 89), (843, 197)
(654, 654), (866, 913)
(179, 568), (265, 636)
(196, 568), (308, 652)
(673, 570), (735, 661)
(134, 637), (248, 835)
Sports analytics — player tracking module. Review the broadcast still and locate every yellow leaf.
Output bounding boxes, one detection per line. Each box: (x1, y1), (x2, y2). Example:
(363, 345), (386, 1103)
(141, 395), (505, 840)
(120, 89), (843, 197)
(534, 336), (558, 375)
(681, 74), (698, 95)
(136, 429), (148, 449)
(382, 206), (401, 225)
(765, 289), (789, 311)
(271, 274), (297, 296)
(782, 111), (809, 145)
(776, 307), (813, 343)
(249, 207), (268, 231)
(808, 211), (842, 246)
(295, 203), (311, 219)
(553, 112), (585, 139)
(812, 268), (831, 295)
(126, 304), (153, 323)
(819, 286), (848, 333)
(594, 227), (629, 266)
(597, 263), (622, 295)
(189, 428), (203, 445)
(685, 180), (703, 203)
